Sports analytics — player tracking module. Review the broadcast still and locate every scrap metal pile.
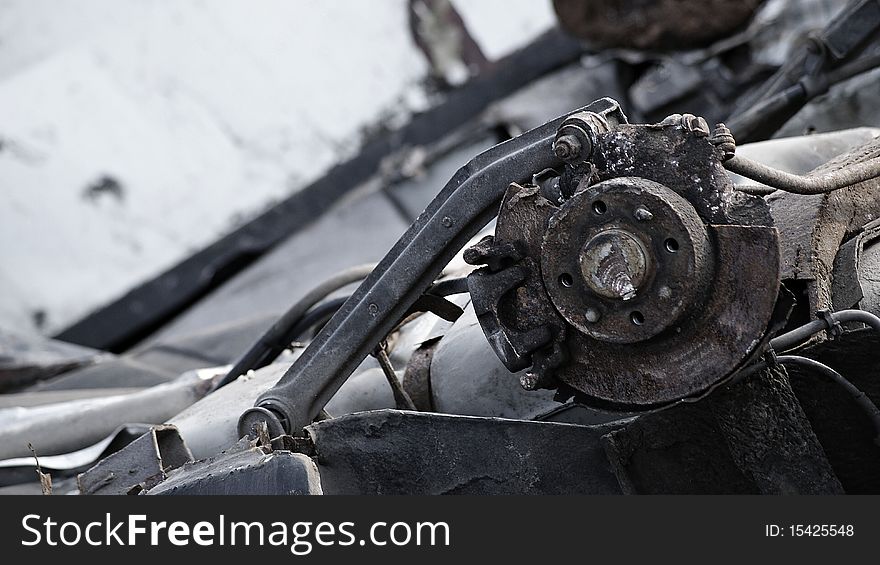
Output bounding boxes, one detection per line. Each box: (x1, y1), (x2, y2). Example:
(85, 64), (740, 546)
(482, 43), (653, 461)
(3, 0), (880, 494)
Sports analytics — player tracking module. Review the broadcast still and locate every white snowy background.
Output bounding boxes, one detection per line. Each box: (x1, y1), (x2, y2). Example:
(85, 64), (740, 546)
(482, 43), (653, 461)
(0, 0), (555, 337)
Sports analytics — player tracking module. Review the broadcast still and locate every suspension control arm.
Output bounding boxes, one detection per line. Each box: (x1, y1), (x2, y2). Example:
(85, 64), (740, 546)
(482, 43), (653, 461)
(239, 98), (627, 436)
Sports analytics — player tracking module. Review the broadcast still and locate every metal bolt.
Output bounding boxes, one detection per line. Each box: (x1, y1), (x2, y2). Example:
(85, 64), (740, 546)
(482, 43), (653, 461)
(441, 216), (453, 228)
(710, 123), (736, 161)
(553, 134), (582, 161)
(368, 303), (379, 315)
(634, 206), (653, 221)
(585, 308), (601, 323)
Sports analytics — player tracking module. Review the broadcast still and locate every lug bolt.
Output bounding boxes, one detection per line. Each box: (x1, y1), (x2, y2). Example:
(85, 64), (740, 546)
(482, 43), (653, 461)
(585, 308), (601, 323)
(634, 206), (653, 221)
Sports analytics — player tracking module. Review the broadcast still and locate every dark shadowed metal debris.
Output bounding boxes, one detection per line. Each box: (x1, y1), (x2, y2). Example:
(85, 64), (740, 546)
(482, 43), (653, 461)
(602, 366), (844, 494)
(767, 136), (880, 327)
(145, 436), (322, 496)
(78, 425), (193, 495)
(786, 330), (880, 493)
(306, 410), (627, 495)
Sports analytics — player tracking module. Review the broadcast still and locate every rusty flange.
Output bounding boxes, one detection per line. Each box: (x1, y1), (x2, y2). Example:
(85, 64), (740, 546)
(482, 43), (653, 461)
(541, 177), (713, 344)
(467, 111), (782, 409)
(557, 224), (780, 408)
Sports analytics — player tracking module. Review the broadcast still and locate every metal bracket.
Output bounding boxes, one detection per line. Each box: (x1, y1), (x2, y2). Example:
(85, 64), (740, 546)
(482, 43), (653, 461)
(816, 309), (844, 340)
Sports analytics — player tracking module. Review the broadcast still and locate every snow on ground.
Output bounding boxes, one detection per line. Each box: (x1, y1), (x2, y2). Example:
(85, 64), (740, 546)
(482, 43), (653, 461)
(0, 0), (553, 338)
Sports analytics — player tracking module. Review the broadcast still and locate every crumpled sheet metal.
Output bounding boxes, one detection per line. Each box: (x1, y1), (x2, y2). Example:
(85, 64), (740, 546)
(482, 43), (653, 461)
(78, 425), (192, 495)
(768, 135), (880, 318)
(602, 365), (844, 494)
(146, 437), (322, 496)
(787, 329), (880, 493)
(307, 409), (629, 495)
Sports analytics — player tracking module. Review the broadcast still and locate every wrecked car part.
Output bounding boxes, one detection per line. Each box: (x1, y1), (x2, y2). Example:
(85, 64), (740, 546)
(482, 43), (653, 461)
(0, 424), (149, 487)
(9, 4), (880, 497)
(241, 98), (628, 436)
(768, 135), (880, 320)
(32, 121), (880, 495)
(724, 153), (880, 194)
(145, 436), (322, 496)
(77, 425), (192, 495)
(769, 308), (880, 351)
(0, 366), (221, 460)
(307, 409), (627, 495)
(776, 355), (880, 446)
(214, 263), (377, 392)
(466, 110), (780, 409)
(602, 365), (844, 494)
(784, 329), (880, 492)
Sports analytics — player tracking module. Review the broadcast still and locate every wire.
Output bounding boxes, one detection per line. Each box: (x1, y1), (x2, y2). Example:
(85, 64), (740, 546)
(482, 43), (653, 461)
(211, 263), (377, 391)
(724, 154), (880, 195)
(287, 296), (349, 341)
(777, 355), (880, 446)
(292, 276), (470, 342)
(770, 309), (880, 352)
(213, 273), (472, 392)
(373, 340), (417, 411)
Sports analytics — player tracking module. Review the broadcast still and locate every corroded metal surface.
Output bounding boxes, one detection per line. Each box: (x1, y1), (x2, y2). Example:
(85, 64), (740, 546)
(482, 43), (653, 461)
(307, 409), (625, 495)
(468, 112), (781, 408)
(602, 365), (844, 494)
(769, 136), (880, 322)
(557, 225), (779, 408)
(542, 177), (713, 344)
(787, 330), (880, 493)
